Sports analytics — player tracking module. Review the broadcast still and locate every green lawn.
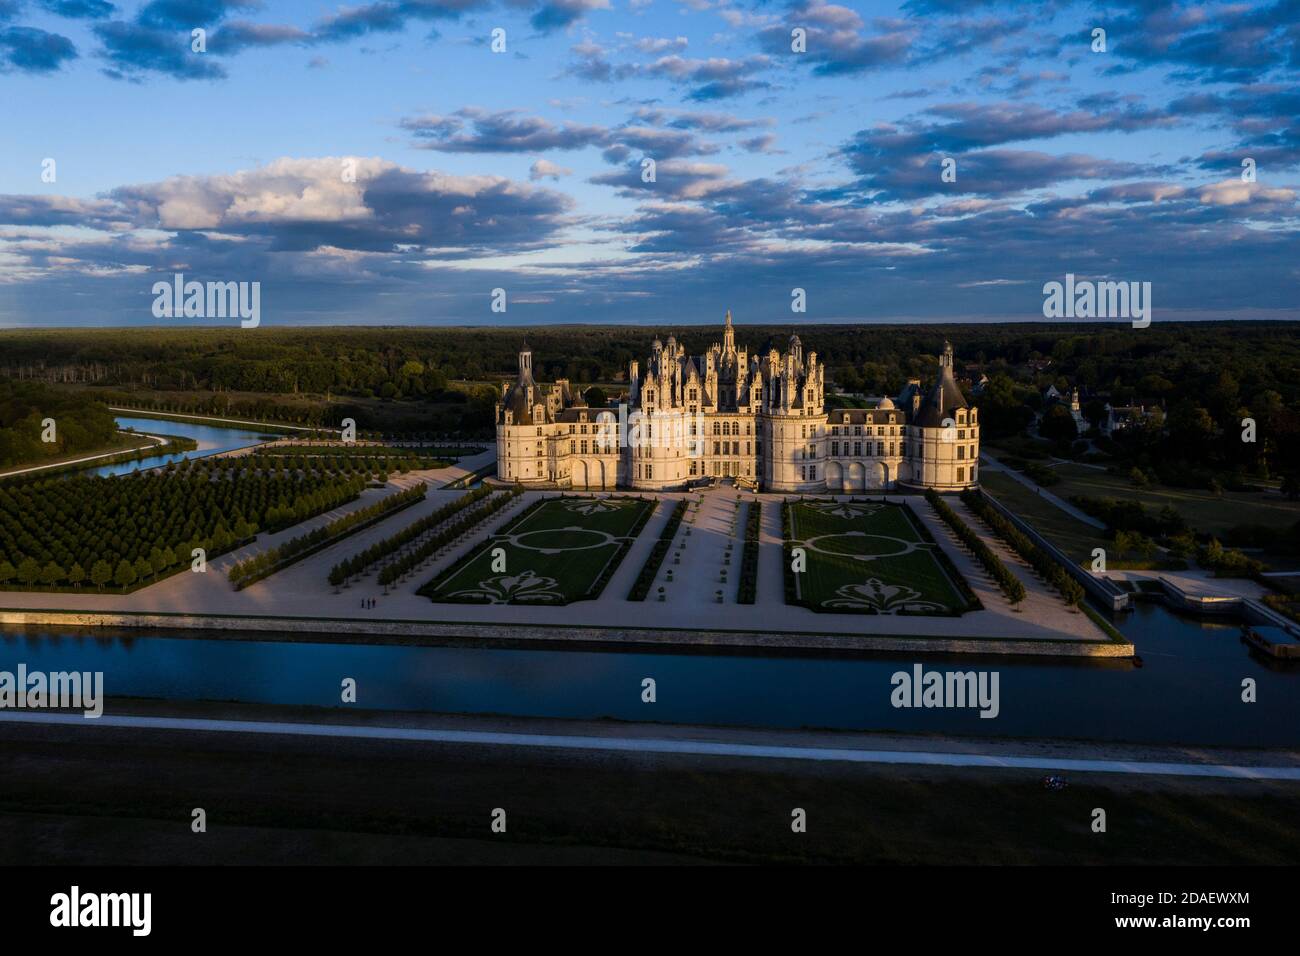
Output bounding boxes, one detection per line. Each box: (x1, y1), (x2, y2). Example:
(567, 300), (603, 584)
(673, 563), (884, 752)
(978, 471), (1111, 565)
(1046, 463), (1300, 537)
(423, 496), (654, 605)
(787, 499), (972, 615)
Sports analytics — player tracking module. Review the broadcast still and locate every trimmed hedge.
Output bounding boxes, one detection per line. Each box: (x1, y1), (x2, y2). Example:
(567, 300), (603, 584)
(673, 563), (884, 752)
(628, 499), (688, 600)
(736, 500), (761, 604)
(925, 489), (1026, 605)
(961, 489), (1085, 606)
(228, 481), (424, 589)
(376, 488), (521, 588)
(328, 485), (494, 586)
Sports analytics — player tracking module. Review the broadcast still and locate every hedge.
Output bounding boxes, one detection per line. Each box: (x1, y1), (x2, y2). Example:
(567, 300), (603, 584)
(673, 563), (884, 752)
(960, 490), (1085, 606)
(628, 499), (687, 600)
(925, 489), (1026, 605)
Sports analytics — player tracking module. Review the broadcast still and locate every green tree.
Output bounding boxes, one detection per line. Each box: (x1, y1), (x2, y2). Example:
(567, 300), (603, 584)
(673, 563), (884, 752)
(0, 560), (15, 587)
(17, 556), (40, 587)
(68, 562), (86, 587)
(39, 561), (64, 587)
(90, 560), (112, 591)
(113, 559), (137, 590)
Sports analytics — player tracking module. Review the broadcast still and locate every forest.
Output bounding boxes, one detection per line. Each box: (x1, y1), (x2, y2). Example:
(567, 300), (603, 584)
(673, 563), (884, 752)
(0, 381), (119, 469)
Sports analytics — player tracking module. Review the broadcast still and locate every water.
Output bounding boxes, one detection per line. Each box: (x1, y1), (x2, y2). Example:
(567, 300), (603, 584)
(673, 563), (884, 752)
(0, 602), (1294, 746)
(89, 415), (276, 477)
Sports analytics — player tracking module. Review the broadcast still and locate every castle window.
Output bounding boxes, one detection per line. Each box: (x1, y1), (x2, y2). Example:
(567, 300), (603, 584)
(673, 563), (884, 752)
(958, 429), (966, 440)
(570, 441), (576, 454)
(958, 446), (965, 459)
(581, 425), (588, 435)
(536, 427), (542, 436)
(854, 426), (862, 436)
(690, 461), (698, 476)
(646, 391), (654, 403)
(581, 441), (589, 454)
(713, 422), (721, 436)
(713, 441), (720, 455)
(957, 467), (965, 482)
(810, 465), (817, 481)
(746, 423), (752, 435)
(854, 442), (862, 456)
(831, 441), (839, 456)
(690, 422), (698, 436)
(646, 465), (653, 480)
(745, 442), (751, 455)
(889, 442), (896, 456)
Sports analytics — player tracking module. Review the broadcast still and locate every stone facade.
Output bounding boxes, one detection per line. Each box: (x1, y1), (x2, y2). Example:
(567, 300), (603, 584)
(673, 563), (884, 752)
(495, 313), (979, 492)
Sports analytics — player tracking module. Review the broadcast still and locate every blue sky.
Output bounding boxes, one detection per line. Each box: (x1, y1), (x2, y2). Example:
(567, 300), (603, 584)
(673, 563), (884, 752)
(0, 0), (1297, 326)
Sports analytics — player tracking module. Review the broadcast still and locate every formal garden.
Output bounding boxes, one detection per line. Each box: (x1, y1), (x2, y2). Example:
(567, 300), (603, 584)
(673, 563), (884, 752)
(421, 495), (654, 605)
(782, 498), (979, 616)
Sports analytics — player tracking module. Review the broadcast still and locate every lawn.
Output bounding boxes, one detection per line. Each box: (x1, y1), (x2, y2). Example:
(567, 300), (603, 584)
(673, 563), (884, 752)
(422, 495), (654, 605)
(786, 499), (974, 615)
(1047, 463), (1300, 537)
(978, 471), (1111, 565)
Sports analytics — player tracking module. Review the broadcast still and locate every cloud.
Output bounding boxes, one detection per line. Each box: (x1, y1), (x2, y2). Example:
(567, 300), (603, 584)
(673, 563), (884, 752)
(530, 159), (573, 180)
(0, 26), (77, 73)
(402, 109), (610, 153)
(1104, 0), (1300, 84)
(530, 0), (610, 33)
(400, 107), (720, 159)
(210, 21), (310, 53)
(137, 0), (254, 29)
(757, 1), (916, 76)
(643, 53), (771, 99)
(93, 19), (227, 79)
(37, 0), (117, 18)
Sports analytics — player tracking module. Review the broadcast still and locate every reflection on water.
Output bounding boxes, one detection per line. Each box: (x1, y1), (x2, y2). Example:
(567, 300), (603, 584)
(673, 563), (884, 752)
(88, 415), (275, 478)
(0, 603), (1294, 745)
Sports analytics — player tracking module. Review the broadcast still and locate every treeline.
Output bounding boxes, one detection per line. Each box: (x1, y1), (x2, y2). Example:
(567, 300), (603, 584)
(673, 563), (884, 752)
(5, 322), (1298, 469)
(0, 381), (118, 468)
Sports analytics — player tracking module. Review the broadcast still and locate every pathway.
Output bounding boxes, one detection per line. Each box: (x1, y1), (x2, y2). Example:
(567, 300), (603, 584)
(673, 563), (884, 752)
(3, 711), (1296, 781)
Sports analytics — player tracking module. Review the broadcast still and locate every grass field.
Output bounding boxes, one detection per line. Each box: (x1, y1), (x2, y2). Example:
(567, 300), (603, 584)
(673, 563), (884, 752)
(787, 499), (973, 615)
(979, 471), (1111, 565)
(423, 495), (654, 605)
(1046, 463), (1300, 537)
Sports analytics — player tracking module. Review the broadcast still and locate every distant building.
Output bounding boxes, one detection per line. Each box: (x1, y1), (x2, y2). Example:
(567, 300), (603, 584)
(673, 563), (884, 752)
(495, 312), (979, 492)
(1102, 402), (1149, 437)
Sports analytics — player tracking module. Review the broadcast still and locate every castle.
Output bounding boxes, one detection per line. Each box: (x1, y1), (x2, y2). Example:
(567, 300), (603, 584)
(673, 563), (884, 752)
(495, 312), (979, 493)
